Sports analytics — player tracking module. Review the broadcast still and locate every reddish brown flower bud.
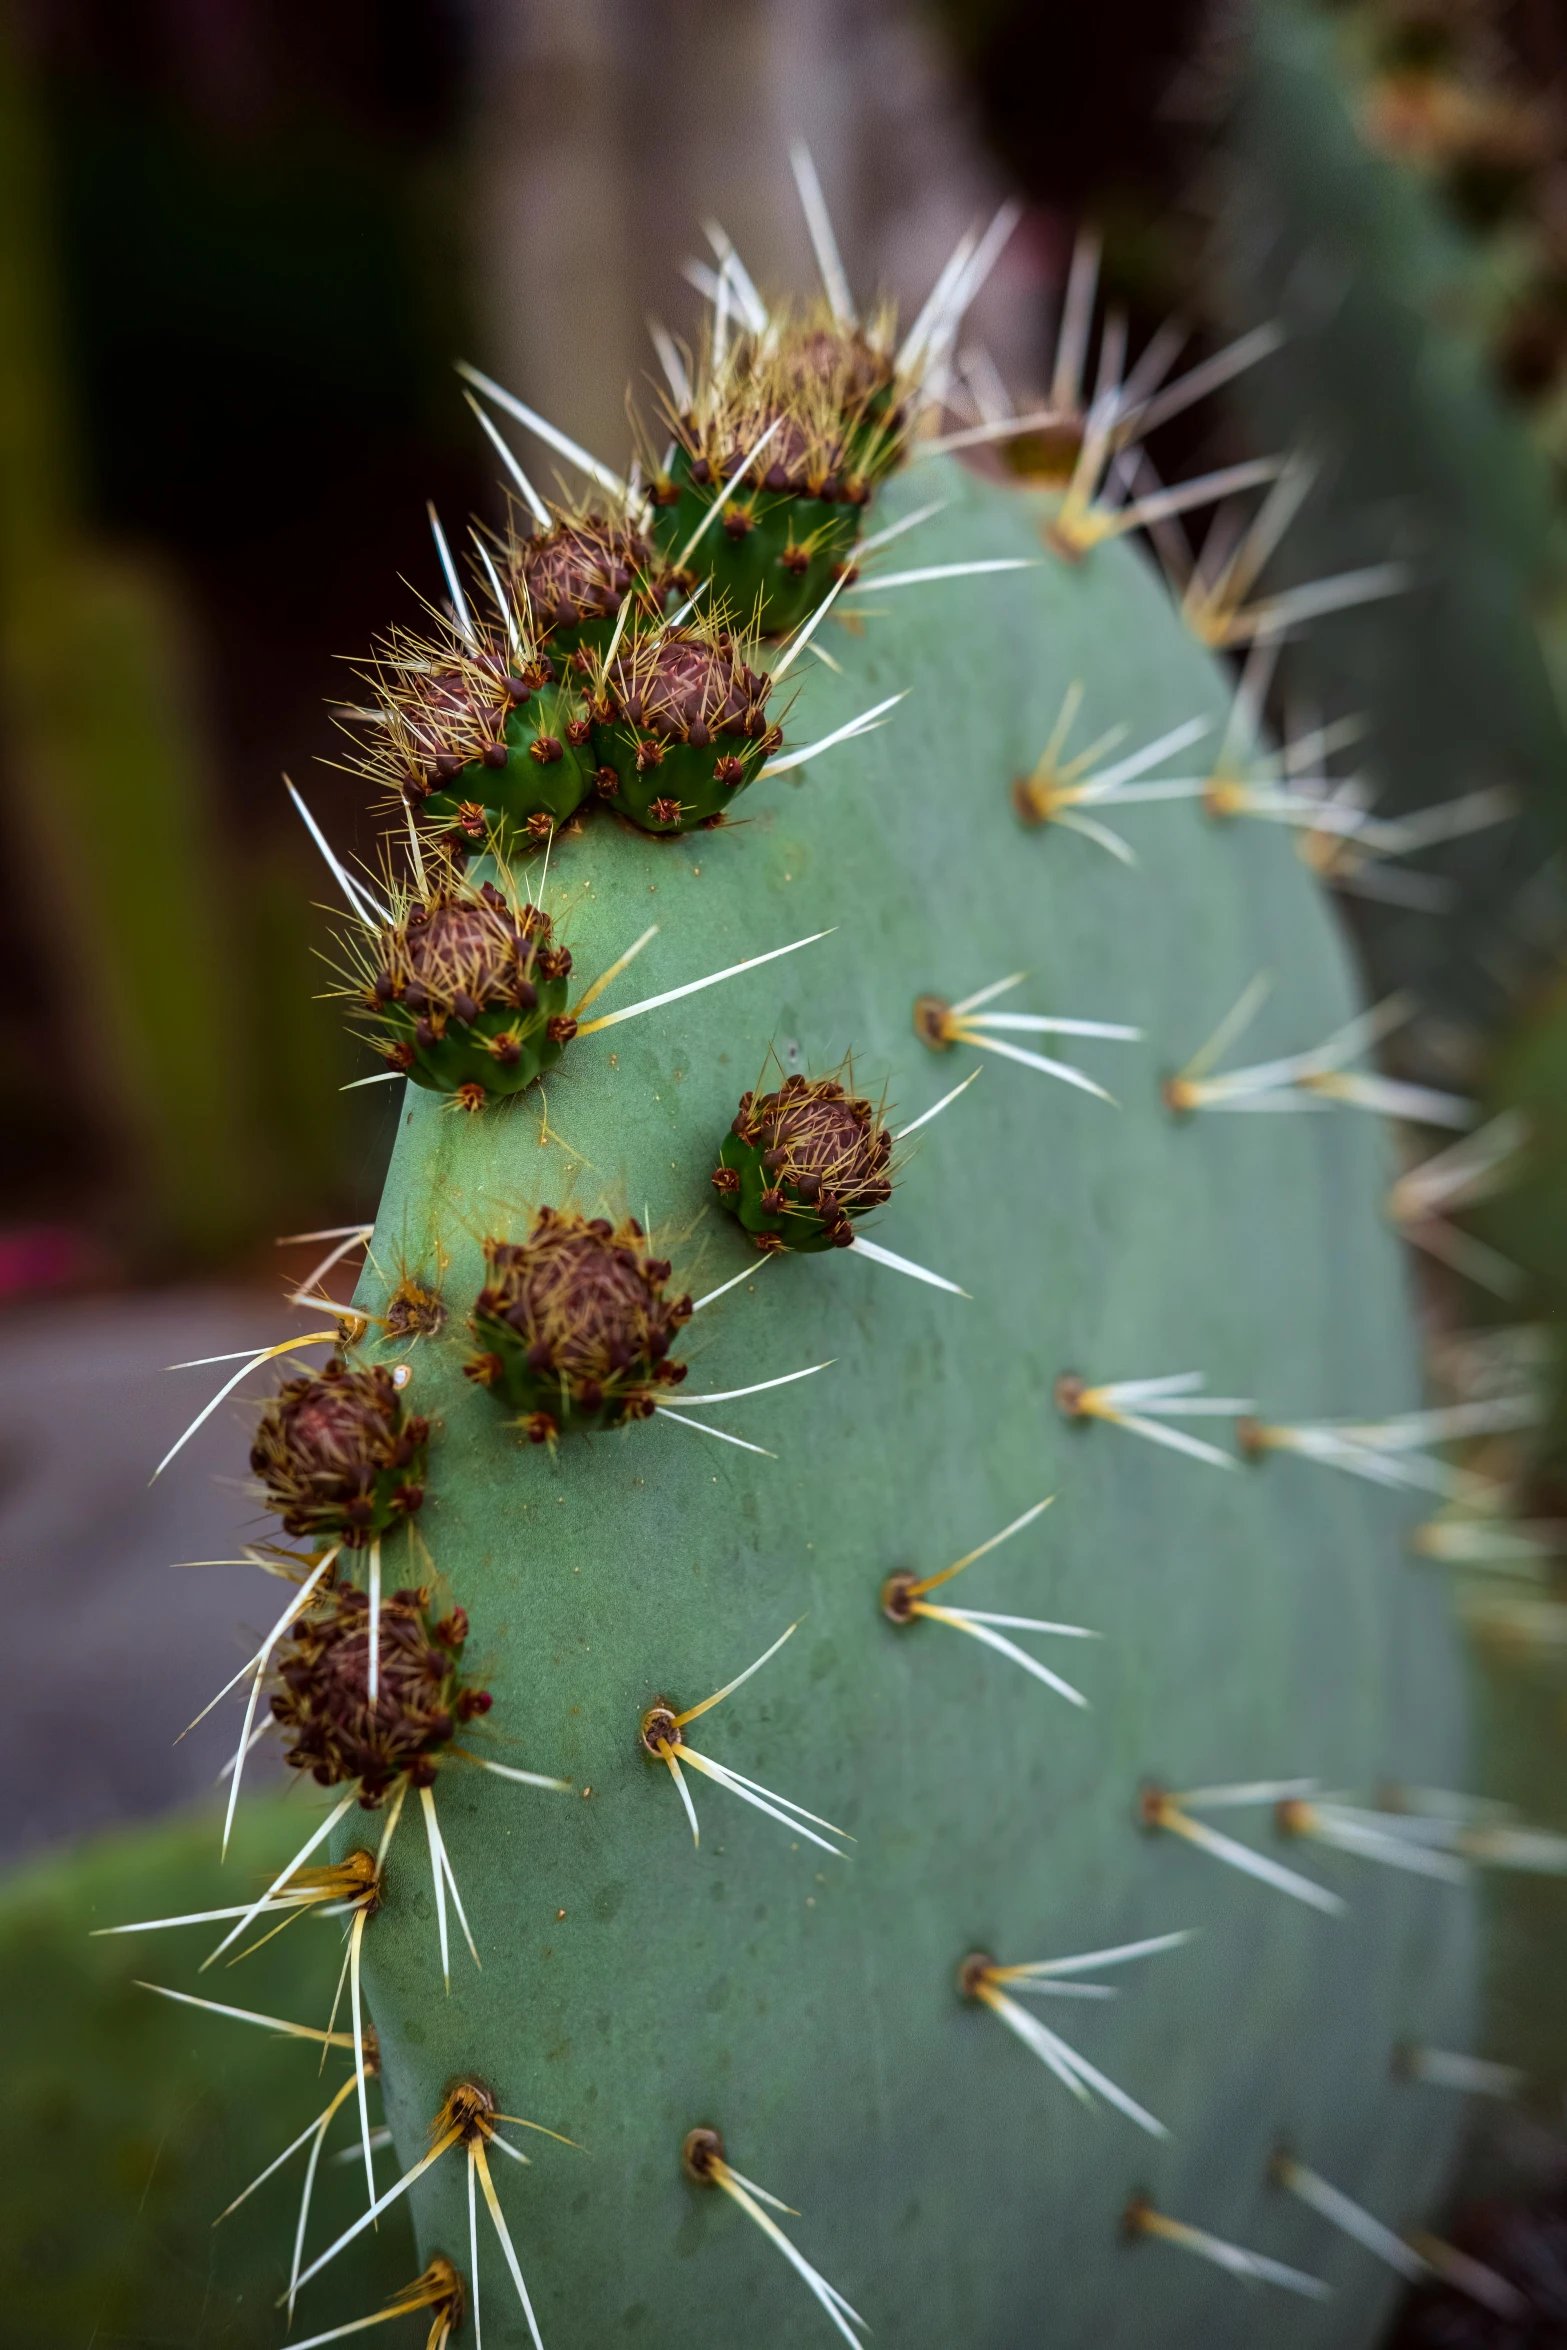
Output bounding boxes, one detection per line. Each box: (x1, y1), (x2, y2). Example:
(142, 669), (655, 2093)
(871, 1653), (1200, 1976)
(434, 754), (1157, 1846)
(269, 1582), (483, 1799)
(250, 1361), (427, 1548)
(468, 1208), (692, 1435)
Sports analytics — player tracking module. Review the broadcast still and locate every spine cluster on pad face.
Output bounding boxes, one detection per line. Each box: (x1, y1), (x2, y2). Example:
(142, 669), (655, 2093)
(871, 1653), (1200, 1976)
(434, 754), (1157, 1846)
(465, 1208), (692, 1442)
(352, 869), (575, 1103)
(271, 1585), (489, 1803)
(250, 1358), (428, 1546)
(713, 1069), (894, 1252)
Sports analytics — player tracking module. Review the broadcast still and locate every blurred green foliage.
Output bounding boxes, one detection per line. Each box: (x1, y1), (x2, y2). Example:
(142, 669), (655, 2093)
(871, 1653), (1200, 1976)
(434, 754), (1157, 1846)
(1219, 0), (1567, 1035)
(0, 1), (475, 1266)
(0, 3), (257, 1258)
(0, 1796), (413, 2342)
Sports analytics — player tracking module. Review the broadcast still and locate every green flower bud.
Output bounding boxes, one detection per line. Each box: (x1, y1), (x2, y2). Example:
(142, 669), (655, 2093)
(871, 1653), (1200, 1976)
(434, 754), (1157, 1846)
(712, 1068), (894, 1253)
(350, 867), (576, 1105)
(589, 616), (778, 833)
(465, 1208), (692, 1440)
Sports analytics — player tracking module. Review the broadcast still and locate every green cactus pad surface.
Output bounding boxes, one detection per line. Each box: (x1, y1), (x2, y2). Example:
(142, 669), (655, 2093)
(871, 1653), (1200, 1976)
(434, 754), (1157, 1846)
(320, 457), (1475, 2348)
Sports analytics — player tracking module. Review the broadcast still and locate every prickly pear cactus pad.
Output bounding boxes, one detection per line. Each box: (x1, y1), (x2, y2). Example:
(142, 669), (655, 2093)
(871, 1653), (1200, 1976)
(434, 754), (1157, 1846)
(299, 455), (1478, 2349)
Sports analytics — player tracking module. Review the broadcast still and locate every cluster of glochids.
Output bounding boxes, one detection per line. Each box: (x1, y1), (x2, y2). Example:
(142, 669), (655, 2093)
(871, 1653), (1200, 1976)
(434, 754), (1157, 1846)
(713, 1067), (895, 1252)
(352, 548), (782, 851)
(346, 866), (576, 1106)
(639, 298), (911, 634)
(465, 1207), (693, 1443)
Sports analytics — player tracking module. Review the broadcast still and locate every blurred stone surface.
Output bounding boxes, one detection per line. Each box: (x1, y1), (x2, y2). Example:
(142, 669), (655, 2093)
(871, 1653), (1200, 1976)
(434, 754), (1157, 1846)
(0, 1286), (303, 1863)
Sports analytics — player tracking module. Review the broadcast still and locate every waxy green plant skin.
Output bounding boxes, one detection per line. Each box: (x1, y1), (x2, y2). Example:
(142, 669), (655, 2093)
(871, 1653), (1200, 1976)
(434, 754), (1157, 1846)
(324, 460), (1474, 2348)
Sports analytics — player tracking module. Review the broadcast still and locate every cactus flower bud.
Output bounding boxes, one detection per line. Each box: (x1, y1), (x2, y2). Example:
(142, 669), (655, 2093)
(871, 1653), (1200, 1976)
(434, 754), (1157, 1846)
(712, 1067), (893, 1252)
(249, 1358), (428, 1547)
(503, 508), (667, 660)
(466, 1207), (692, 1435)
(590, 616), (776, 832)
(352, 603), (594, 854)
(269, 1581), (487, 1805)
(349, 867), (574, 1100)
(640, 302), (909, 633)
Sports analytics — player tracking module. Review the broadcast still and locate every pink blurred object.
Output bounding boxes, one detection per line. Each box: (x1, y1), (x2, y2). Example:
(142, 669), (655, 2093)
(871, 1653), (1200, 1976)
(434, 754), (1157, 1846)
(0, 1224), (104, 1301)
